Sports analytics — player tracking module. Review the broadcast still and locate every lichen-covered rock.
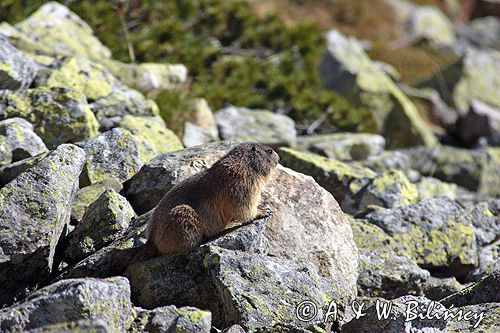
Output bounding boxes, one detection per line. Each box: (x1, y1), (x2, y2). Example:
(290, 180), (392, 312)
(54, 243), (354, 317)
(296, 133), (385, 161)
(352, 219), (429, 298)
(0, 117), (47, 162)
(132, 305), (211, 333)
(357, 170), (418, 213)
(0, 144), (85, 306)
(0, 36), (38, 90)
(27, 319), (112, 333)
(215, 106), (297, 147)
(43, 57), (161, 131)
(0, 136), (11, 165)
(441, 270), (500, 307)
(278, 147), (376, 214)
(416, 177), (458, 201)
(123, 143), (359, 300)
(0, 151), (47, 186)
(468, 240), (500, 282)
(365, 197), (478, 278)
(456, 16), (500, 51)
(387, 0), (455, 44)
(423, 276), (463, 301)
(0, 277), (134, 332)
(182, 98), (219, 147)
(64, 189), (136, 264)
(71, 178), (123, 224)
(404, 146), (500, 198)
(127, 245), (338, 331)
(320, 30), (437, 148)
(468, 200), (500, 247)
(5, 2), (111, 60)
(101, 59), (188, 93)
(118, 115), (183, 163)
(0, 87), (100, 148)
(421, 48), (500, 113)
(78, 128), (142, 187)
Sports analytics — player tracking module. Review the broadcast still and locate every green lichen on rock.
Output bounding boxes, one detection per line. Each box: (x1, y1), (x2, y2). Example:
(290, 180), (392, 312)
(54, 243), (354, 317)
(0, 87), (100, 148)
(416, 176), (457, 201)
(118, 115), (183, 163)
(279, 147), (375, 213)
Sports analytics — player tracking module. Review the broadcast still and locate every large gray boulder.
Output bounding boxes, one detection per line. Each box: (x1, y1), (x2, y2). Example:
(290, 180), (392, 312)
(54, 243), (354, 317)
(420, 47), (500, 113)
(320, 30), (437, 148)
(215, 106), (297, 147)
(64, 189), (136, 264)
(78, 128), (142, 187)
(0, 144), (85, 306)
(132, 305), (211, 333)
(0, 277), (134, 332)
(0, 117), (47, 163)
(441, 270), (500, 307)
(365, 197), (478, 278)
(0, 87), (100, 149)
(0, 36), (38, 90)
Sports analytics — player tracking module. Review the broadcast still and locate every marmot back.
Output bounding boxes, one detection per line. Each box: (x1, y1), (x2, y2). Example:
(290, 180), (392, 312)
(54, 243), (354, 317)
(132, 142), (279, 262)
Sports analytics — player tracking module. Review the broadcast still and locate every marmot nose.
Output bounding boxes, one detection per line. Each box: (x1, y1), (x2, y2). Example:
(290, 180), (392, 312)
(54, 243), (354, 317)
(274, 151), (280, 163)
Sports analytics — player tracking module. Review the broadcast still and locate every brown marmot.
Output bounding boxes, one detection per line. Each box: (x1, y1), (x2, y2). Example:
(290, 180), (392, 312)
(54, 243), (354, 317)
(128, 142), (279, 264)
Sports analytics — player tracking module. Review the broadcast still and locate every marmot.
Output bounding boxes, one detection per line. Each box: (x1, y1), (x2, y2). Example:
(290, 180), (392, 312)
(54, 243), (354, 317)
(127, 142), (279, 265)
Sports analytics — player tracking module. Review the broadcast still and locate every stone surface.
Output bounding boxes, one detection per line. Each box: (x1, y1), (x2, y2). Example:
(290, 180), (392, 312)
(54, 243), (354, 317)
(118, 115), (183, 163)
(0, 151), (47, 186)
(0, 117), (47, 162)
(458, 99), (500, 145)
(456, 16), (500, 51)
(0, 144), (85, 306)
(0, 87), (100, 149)
(0, 36), (37, 90)
(320, 29), (437, 148)
(468, 200), (500, 247)
(353, 219), (430, 298)
(78, 128), (142, 187)
(441, 270), (500, 307)
(416, 177), (458, 201)
(215, 106), (297, 147)
(421, 47), (500, 113)
(296, 133), (385, 161)
(365, 197), (478, 277)
(468, 239), (500, 282)
(182, 122), (219, 148)
(64, 189), (136, 264)
(132, 305), (211, 333)
(423, 276), (463, 301)
(0, 277), (134, 332)
(26, 319), (112, 333)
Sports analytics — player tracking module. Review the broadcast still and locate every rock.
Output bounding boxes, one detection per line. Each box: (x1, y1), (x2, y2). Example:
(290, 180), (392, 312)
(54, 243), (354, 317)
(64, 189), (136, 264)
(387, 0), (455, 44)
(468, 239), (499, 281)
(27, 319), (112, 333)
(78, 128), (142, 187)
(365, 197), (478, 278)
(468, 200), (500, 247)
(182, 99), (219, 147)
(320, 30), (437, 148)
(404, 146), (500, 198)
(210, 217), (270, 255)
(71, 178), (123, 225)
(101, 59), (188, 93)
(352, 219), (430, 298)
(215, 106), (297, 147)
(0, 136), (11, 165)
(296, 133), (385, 161)
(123, 142), (235, 214)
(127, 246), (338, 330)
(458, 100), (500, 145)
(132, 305), (211, 333)
(0, 152), (47, 186)
(421, 48), (500, 113)
(0, 144), (85, 306)
(44, 57), (160, 131)
(0, 117), (47, 162)
(118, 115), (183, 163)
(223, 325), (246, 333)
(0, 87), (100, 149)
(357, 170), (418, 213)
(0, 36), (38, 90)
(415, 177), (458, 201)
(182, 122), (219, 148)
(5, 2), (111, 60)
(360, 150), (413, 174)
(423, 276), (463, 301)
(441, 270), (500, 307)
(278, 147), (376, 214)
(456, 16), (500, 51)
(0, 277), (134, 332)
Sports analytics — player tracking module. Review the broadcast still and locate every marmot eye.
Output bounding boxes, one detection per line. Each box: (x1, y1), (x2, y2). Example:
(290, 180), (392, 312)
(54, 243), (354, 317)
(266, 149), (273, 154)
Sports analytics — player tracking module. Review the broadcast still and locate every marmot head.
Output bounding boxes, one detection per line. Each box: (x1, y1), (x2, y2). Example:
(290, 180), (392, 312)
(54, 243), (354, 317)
(215, 142), (279, 179)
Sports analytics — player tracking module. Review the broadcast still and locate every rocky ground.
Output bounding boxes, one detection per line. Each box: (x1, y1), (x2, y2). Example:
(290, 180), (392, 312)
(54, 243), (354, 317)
(0, 1), (499, 332)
